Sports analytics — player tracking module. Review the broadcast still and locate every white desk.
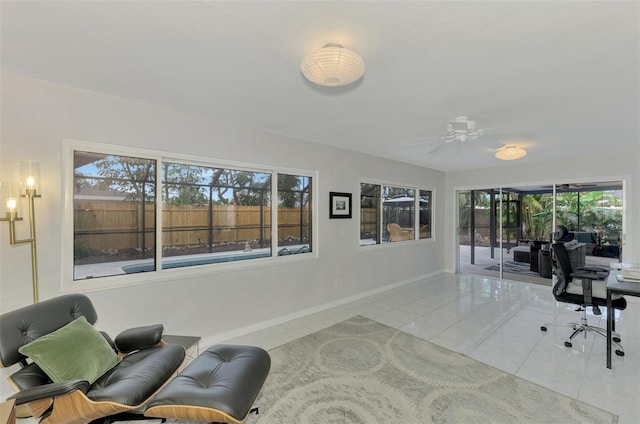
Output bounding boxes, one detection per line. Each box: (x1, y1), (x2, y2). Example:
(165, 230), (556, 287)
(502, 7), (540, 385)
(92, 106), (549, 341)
(606, 271), (640, 368)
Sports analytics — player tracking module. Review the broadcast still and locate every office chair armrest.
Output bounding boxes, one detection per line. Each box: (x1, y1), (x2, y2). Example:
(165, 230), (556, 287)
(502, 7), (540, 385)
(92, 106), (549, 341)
(571, 270), (607, 281)
(570, 269), (609, 314)
(7, 379), (90, 405)
(579, 265), (610, 273)
(115, 324), (164, 353)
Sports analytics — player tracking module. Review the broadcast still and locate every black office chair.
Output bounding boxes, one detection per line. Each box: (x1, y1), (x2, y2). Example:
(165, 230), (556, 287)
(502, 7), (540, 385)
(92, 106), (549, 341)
(540, 243), (626, 355)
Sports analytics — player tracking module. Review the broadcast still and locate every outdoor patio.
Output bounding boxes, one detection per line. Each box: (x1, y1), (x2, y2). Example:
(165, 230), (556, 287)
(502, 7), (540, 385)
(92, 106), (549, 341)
(458, 244), (614, 287)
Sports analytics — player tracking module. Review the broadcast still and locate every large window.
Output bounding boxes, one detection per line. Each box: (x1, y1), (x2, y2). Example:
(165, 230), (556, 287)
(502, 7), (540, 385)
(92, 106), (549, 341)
(360, 182), (433, 246)
(70, 146), (314, 283)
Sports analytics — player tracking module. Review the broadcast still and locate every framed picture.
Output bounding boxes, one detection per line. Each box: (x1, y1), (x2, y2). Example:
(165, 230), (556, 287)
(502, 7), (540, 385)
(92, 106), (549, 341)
(329, 192), (352, 219)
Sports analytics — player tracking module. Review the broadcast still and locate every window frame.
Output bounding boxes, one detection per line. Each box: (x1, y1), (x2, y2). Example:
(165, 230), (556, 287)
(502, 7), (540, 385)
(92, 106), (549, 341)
(359, 179), (435, 247)
(62, 139), (318, 293)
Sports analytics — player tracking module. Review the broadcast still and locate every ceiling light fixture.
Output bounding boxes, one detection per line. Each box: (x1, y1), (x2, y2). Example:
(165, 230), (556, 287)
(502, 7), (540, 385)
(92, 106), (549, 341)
(301, 43), (365, 87)
(495, 145), (527, 161)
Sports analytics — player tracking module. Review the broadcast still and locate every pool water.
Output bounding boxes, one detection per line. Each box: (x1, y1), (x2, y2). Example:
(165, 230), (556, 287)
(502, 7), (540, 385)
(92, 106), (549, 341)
(122, 246), (310, 273)
(123, 251), (271, 273)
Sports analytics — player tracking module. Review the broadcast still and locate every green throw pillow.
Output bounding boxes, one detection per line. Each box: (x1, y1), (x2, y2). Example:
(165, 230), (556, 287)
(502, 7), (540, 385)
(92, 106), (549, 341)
(18, 316), (121, 384)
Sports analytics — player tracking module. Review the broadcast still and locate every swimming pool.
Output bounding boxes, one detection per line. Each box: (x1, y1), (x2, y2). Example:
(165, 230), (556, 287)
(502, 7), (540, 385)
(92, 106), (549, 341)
(122, 251), (271, 273)
(122, 245), (311, 274)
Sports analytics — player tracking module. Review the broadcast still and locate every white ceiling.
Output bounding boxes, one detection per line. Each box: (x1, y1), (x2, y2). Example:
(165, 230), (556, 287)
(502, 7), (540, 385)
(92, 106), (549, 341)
(1, 1), (638, 172)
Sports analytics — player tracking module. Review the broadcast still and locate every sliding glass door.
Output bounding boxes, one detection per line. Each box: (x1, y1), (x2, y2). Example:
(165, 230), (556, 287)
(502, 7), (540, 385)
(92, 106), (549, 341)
(456, 180), (623, 284)
(517, 190), (555, 280)
(458, 189), (507, 281)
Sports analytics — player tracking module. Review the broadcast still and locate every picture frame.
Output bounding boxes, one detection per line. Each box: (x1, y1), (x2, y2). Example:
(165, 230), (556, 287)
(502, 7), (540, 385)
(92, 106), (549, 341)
(329, 192), (352, 219)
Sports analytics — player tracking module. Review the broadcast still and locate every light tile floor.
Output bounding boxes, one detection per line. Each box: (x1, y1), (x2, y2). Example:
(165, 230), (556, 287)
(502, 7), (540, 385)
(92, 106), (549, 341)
(222, 273), (640, 424)
(15, 273), (637, 424)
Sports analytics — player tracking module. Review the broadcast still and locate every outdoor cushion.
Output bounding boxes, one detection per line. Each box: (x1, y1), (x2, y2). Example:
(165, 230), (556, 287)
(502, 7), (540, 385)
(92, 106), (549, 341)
(512, 246), (530, 263)
(18, 316), (121, 384)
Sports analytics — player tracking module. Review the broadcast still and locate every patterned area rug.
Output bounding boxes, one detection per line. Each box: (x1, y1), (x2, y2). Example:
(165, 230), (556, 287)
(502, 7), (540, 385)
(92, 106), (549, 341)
(485, 259), (539, 276)
(153, 316), (615, 424)
(240, 316), (615, 424)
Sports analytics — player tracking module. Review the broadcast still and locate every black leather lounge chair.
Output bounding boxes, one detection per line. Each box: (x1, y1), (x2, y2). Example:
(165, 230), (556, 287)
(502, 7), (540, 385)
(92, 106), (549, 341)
(0, 293), (270, 424)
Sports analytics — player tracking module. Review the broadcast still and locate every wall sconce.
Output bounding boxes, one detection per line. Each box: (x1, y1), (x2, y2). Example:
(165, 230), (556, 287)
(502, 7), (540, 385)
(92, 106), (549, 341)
(1, 161), (41, 303)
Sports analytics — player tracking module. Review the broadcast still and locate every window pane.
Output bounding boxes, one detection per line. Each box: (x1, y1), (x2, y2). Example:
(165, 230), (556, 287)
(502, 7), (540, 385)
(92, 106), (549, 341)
(382, 186), (415, 243)
(73, 151), (156, 280)
(161, 164), (272, 269)
(360, 183), (380, 245)
(555, 191), (578, 232)
(277, 174), (312, 255)
(419, 190), (432, 239)
(554, 187), (623, 260)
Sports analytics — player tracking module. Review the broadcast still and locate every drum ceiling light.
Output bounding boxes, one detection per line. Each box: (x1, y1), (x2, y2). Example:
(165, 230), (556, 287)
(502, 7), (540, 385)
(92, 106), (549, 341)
(301, 43), (365, 87)
(495, 145), (527, 160)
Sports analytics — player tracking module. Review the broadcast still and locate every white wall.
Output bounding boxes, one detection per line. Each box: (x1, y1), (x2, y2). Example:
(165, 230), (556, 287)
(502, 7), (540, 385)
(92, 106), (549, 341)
(443, 156), (640, 272)
(2, 72), (638, 397)
(0, 72), (446, 394)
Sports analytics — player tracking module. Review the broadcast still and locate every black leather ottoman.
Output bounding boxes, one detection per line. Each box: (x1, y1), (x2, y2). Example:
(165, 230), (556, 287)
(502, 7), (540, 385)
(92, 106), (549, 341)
(145, 344), (270, 423)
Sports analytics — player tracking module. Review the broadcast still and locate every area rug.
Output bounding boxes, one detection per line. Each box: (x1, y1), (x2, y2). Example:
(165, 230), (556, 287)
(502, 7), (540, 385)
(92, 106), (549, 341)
(485, 259), (540, 276)
(155, 316), (615, 424)
(240, 316), (615, 424)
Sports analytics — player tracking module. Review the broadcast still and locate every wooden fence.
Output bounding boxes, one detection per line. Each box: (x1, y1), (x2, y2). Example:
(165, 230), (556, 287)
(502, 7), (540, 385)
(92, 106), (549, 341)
(74, 201), (310, 251)
(360, 207), (378, 238)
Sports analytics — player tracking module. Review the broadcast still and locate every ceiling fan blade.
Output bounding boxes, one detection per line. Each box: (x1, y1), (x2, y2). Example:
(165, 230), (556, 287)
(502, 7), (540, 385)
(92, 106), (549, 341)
(541, 183), (599, 190)
(397, 135), (445, 146)
(481, 139), (509, 150)
(478, 126), (509, 132)
(425, 142), (449, 156)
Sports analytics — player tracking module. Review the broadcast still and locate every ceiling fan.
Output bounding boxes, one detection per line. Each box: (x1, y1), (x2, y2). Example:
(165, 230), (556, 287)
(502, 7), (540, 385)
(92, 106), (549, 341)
(543, 183), (599, 190)
(559, 183), (598, 189)
(408, 116), (501, 156)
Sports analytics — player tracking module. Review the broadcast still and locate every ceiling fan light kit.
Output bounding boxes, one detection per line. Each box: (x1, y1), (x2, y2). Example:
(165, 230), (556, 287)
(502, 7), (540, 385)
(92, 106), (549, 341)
(495, 145), (527, 161)
(301, 43), (365, 87)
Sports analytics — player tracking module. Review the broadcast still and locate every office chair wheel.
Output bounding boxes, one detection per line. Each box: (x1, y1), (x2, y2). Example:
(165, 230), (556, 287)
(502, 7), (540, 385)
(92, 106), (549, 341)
(540, 326), (547, 332)
(564, 341), (572, 348)
(615, 350), (624, 357)
(613, 336), (621, 343)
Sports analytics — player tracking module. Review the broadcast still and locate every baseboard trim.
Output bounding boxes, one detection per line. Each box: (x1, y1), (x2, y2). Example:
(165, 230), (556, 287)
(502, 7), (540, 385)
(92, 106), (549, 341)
(201, 269), (447, 347)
